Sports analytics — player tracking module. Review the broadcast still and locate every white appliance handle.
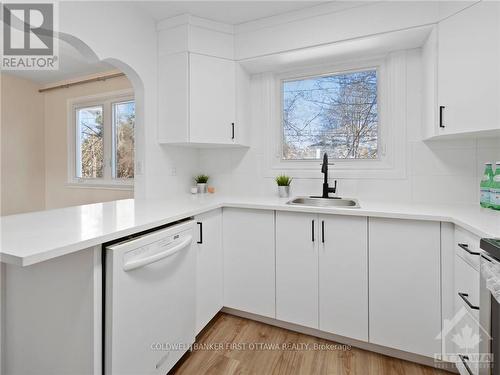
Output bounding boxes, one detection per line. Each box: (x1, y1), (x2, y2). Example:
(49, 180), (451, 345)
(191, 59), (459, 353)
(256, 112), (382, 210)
(123, 235), (192, 272)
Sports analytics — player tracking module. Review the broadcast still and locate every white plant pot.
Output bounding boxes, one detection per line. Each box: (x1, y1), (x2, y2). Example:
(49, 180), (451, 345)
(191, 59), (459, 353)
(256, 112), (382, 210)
(197, 183), (207, 194)
(278, 186), (290, 198)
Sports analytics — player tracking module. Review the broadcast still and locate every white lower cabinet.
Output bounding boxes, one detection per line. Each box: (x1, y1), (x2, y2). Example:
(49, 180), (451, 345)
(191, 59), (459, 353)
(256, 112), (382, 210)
(369, 218), (441, 358)
(319, 215), (368, 341)
(195, 209), (223, 334)
(223, 208), (275, 318)
(276, 211), (319, 328)
(276, 211), (369, 338)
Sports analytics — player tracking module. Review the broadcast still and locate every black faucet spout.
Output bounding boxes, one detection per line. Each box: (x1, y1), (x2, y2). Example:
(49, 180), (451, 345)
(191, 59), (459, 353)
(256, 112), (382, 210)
(321, 153), (328, 175)
(321, 153), (337, 198)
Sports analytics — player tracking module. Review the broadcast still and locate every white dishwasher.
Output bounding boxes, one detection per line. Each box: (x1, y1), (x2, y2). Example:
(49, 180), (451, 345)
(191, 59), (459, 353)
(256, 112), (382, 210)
(105, 219), (196, 375)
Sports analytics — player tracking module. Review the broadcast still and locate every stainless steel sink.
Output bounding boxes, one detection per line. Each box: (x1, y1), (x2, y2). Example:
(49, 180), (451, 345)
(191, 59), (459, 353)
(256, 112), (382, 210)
(287, 197), (360, 208)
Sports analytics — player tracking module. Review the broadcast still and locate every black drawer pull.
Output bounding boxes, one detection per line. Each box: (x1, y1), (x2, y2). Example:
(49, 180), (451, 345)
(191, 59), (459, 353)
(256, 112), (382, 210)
(321, 220), (325, 243)
(231, 123), (235, 140)
(197, 222), (203, 244)
(458, 292), (480, 310)
(458, 354), (473, 375)
(481, 254), (492, 263)
(439, 106), (445, 128)
(311, 220), (315, 242)
(458, 243), (480, 256)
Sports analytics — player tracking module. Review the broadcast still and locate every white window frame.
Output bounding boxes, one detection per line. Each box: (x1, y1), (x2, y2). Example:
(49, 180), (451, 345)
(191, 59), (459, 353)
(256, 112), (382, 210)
(67, 89), (135, 189)
(281, 66), (381, 161)
(264, 53), (407, 179)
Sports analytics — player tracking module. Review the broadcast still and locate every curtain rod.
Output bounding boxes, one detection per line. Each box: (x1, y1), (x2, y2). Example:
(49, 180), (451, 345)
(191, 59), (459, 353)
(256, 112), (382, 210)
(38, 72), (126, 93)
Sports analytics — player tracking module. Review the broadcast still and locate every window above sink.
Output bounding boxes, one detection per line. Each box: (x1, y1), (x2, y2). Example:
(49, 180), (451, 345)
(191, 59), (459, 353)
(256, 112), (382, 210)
(259, 53), (408, 180)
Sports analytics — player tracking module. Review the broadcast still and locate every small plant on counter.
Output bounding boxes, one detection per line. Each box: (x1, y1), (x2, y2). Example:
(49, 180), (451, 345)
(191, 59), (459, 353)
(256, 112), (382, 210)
(275, 174), (292, 198)
(275, 174), (292, 186)
(194, 174), (209, 184)
(195, 174), (209, 194)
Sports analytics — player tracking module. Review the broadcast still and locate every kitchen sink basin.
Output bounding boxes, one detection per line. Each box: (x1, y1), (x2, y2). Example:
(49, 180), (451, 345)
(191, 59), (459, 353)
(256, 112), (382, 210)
(287, 197), (360, 208)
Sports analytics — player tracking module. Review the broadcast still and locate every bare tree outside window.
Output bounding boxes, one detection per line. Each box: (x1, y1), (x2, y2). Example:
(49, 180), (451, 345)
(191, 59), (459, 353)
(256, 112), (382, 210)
(282, 69), (378, 160)
(77, 106), (104, 178)
(74, 97), (135, 184)
(113, 101), (135, 179)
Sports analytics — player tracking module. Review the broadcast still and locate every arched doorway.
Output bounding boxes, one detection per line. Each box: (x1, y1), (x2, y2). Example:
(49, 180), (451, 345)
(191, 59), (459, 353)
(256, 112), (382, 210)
(1, 32), (145, 213)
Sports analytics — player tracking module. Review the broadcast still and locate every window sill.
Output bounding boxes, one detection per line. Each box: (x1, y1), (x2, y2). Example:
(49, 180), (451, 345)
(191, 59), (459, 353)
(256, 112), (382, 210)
(65, 181), (134, 191)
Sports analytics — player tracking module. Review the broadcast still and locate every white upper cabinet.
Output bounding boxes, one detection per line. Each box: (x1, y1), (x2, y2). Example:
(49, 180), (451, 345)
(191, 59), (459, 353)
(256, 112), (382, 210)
(423, 2), (500, 138)
(189, 54), (236, 144)
(157, 15), (250, 146)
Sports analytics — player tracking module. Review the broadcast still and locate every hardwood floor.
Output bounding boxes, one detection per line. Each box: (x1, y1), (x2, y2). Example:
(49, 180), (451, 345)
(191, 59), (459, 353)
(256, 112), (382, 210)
(170, 313), (453, 375)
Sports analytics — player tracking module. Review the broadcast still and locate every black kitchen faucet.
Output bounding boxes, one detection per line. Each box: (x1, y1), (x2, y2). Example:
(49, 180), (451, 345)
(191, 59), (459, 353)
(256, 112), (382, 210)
(321, 153), (337, 198)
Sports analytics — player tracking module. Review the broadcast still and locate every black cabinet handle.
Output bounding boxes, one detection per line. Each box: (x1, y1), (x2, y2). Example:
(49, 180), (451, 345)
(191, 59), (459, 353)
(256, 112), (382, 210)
(439, 106), (445, 128)
(458, 355), (473, 375)
(482, 254), (492, 263)
(458, 243), (480, 256)
(311, 220), (315, 242)
(197, 222), (203, 244)
(321, 220), (325, 243)
(231, 123), (235, 140)
(458, 292), (480, 310)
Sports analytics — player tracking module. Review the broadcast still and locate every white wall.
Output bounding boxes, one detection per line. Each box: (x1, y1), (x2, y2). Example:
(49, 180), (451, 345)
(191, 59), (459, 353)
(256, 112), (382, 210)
(199, 47), (500, 205)
(0, 74), (45, 215)
(58, 2), (199, 200)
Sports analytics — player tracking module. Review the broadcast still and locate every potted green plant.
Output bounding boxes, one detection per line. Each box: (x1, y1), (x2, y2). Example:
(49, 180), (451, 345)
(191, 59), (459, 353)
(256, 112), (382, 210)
(275, 174), (292, 198)
(194, 174), (209, 194)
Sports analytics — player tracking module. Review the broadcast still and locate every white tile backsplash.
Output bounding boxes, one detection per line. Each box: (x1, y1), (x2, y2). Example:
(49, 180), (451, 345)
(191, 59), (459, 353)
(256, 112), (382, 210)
(411, 142), (476, 176)
(412, 174), (476, 204)
(199, 138), (496, 204)
(195, 49), (499, 205)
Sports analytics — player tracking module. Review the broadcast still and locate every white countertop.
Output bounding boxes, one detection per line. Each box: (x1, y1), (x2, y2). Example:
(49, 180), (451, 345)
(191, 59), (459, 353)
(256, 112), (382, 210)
(2, 194), (500, 266)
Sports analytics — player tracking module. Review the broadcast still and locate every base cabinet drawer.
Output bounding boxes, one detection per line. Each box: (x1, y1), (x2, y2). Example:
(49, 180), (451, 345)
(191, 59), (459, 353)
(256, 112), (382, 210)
(455, 227), (481, 271)
(452, 255), (481, 375)
(454, 255), (480, 318)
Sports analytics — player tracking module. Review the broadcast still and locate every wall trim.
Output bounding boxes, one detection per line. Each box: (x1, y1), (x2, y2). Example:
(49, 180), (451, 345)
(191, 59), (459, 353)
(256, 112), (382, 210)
(157, 13), (234, 35)
(235, 2), (375, 35)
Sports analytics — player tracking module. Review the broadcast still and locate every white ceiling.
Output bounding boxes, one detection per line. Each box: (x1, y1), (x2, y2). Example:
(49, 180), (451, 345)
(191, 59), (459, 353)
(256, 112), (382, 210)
(4, 38), (114, 85)
(134, 1), (326, 24)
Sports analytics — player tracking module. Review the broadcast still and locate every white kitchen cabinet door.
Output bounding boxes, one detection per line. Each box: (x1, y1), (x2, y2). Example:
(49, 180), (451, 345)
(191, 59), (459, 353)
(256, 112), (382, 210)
(437, 1), (500, 135)
(276, 211), (318, 329)
(195, 209), (223, 334)
(369, 218), (441, 358)
(223, 208), (275, 318)
(189, 53), (236, 144)
(319, 215), (368, 341)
